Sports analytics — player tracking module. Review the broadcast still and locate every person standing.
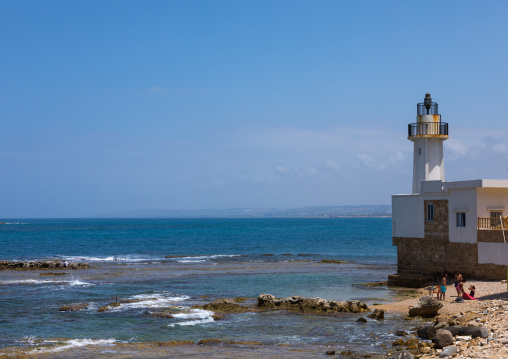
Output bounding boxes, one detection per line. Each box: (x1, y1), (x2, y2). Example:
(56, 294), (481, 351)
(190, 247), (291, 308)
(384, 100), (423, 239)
(440, 273), (447, 300)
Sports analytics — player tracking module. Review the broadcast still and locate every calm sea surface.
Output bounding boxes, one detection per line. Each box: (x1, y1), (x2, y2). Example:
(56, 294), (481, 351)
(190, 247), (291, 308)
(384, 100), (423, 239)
(0, 218), (415, 355)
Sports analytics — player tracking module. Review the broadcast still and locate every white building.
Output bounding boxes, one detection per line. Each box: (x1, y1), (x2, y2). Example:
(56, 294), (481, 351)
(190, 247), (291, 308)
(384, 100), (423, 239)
(390, 94), (508, 287)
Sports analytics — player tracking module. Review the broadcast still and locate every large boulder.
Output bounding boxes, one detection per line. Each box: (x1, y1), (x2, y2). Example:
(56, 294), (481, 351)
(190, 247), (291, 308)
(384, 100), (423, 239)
(408, 296), (443, 317)
(434, 329), (454, 349)
(458, 326), (489, 338)
(417, 326), (437, 340)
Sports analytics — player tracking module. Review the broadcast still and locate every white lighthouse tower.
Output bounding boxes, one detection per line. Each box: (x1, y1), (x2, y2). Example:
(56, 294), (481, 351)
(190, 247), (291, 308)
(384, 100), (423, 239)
(408, 93), (449, 193)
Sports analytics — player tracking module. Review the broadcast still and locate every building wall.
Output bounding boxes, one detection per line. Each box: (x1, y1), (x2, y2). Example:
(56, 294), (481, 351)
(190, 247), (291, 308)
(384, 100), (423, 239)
(424, 199), (448, 240)
(448, 187), (478, 244)
(478, 242), (508, 266)
(392, 195), (425, 238)
(476, 187), (508, 218)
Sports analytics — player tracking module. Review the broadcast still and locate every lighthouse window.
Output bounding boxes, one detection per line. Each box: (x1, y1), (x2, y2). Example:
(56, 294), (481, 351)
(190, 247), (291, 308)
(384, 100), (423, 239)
(427, 203), (434, 221)
(418, 148), (421, 155)
(456, 212), (466, 227)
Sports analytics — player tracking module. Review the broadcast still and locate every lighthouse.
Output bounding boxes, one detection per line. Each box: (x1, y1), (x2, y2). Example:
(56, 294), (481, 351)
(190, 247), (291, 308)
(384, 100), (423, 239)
(408, 93), (449, 193)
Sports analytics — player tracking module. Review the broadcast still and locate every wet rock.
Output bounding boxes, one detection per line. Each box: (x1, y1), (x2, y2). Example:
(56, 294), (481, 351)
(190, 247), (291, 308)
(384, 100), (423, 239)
(59, 303), (88, 311)
(394, 330), (408, 336)
(389, 350), (414, 359)
(405, 337), (419, 348)
(256, 294), (369, 313)
(197, 339), (221, 345)
(340, 350), (352, 355)
(325, 350), (335, 355)
(442, 326), (460, 337)
(151, 312), (174, 318)
(0, 260), (90, 271)
(439, 345), (458, 358)
(194, 298), (252, 313)
(408, 296), (443, 317)
(417, 326), (437, 340)
(357, 317), (367, 323)
(367, 309), (385, 320)
(392, 338), (405, 346)
(434, 329), (454, 349)
(211, 314), (225, 321)
(40, 272), (67, 276)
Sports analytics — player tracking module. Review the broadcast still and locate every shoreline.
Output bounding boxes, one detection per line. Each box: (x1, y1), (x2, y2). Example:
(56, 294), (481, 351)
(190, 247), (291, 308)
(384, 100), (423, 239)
(2, 280), (506, 358)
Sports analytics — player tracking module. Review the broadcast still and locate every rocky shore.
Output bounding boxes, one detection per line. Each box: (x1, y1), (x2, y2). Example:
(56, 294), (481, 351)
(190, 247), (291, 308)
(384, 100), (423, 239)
(0, 260), (90, 270)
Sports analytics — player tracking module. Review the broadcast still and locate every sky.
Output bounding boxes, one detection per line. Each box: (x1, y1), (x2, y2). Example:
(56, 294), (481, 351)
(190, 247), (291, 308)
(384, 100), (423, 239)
(1, 1), (508, 217)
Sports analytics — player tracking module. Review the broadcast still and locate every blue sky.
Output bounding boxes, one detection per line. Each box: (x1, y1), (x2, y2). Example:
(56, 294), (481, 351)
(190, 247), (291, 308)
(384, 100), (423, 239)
(1, 1), (508, 217)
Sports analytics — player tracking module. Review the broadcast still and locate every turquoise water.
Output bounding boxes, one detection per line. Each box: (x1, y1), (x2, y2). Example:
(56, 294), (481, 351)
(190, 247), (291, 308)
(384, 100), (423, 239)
(0, 218), (412, 353)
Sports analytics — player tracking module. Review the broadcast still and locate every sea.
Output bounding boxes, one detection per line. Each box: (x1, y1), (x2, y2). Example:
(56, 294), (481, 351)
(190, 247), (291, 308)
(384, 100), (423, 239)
(0, 217), (419, 356)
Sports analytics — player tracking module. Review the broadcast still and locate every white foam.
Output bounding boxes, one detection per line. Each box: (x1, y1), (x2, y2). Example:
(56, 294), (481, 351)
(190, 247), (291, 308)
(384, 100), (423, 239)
(109, 293), (190, 311)
(174, 254), (240, 263)
(168, 308), (214, 327)
(0, 279), (93, 287)
(63, 255), (150, 263)
(30, 339), (116, 354)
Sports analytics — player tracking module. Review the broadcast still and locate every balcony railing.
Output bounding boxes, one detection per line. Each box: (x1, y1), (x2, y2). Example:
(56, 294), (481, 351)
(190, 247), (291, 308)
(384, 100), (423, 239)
(478, 217), (508, 230)
(408, 122), (448, 138)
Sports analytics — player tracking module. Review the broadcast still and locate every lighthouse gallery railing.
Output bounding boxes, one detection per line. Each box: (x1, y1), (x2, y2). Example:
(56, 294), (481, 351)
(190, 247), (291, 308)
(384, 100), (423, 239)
(408, 122), (448, 137)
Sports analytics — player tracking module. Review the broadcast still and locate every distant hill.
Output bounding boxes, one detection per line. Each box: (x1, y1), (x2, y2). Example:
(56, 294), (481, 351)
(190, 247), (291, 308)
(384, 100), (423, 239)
(95, 205), (391, 218)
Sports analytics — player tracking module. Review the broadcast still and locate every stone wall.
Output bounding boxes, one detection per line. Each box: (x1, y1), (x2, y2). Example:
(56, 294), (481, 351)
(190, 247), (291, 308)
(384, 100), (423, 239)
(392, 237), (506, 282)
(477, 230), (507, 243)
(424, 199), (449, 240)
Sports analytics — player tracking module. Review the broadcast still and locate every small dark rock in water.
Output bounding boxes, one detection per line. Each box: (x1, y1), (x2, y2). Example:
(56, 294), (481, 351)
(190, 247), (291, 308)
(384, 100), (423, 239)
(211, 314), (224, 321)
(390, 350), (414, 359)
(394, 330), (408, 336)
(340, 350), (352, 355)
(262, 254), (274, 256)
(357, 317), (367, 323)
(197, 339), (221, 345)
(405, 337), (419, 348)
(367, 309), (385, 320)
(151, 312), (174, 318)
(319, 259), (346, 264)
(325, 350), (335, 355)
(59, 303), (88, 311)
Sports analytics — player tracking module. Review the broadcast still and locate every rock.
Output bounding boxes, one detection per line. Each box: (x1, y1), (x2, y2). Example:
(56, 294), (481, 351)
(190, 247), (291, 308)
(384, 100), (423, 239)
(408, 296), (443, 317)
(442, 326), (460, 337)
(151, 312), (174, 318)
(197, 339), (222, 345)
(59, 303), (88, 311)
(356, 317), (367, 323)
(256, 294), (369, 313)
(340, 350), (352, 355)
(439, 345), (458, 358)
(434, 329), (454, 349)
(417, 326), (437, 340)
(195, 299), (251, 314)
(458, 326), (489, 338)
(405, 337), (419, 348)
(211, 314), (225, 321)
(394, 330), (408, 336)
(392, 339), (405, 346)
(389, 350), (414, 359)
(367, 309), (385, 320)
(325, 350), (335, 355)
(0, 260), (90, 271)
(40, 272), (67, 276)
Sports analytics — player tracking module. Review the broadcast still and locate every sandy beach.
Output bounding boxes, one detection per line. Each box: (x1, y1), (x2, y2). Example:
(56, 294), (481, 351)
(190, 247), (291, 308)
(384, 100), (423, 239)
(1, 280), (506, 358)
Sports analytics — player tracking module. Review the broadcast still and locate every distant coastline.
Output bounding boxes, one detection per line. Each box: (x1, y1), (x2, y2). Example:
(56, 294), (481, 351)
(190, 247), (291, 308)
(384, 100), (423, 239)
(94, 205), (392, 219)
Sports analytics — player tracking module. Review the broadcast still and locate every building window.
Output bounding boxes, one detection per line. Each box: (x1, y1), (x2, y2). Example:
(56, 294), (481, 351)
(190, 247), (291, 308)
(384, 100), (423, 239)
(427, 203), (434, 221)
(418, 148), (421, 155)
(456, 212), (466, 227)
(490, 211), (503, 228)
